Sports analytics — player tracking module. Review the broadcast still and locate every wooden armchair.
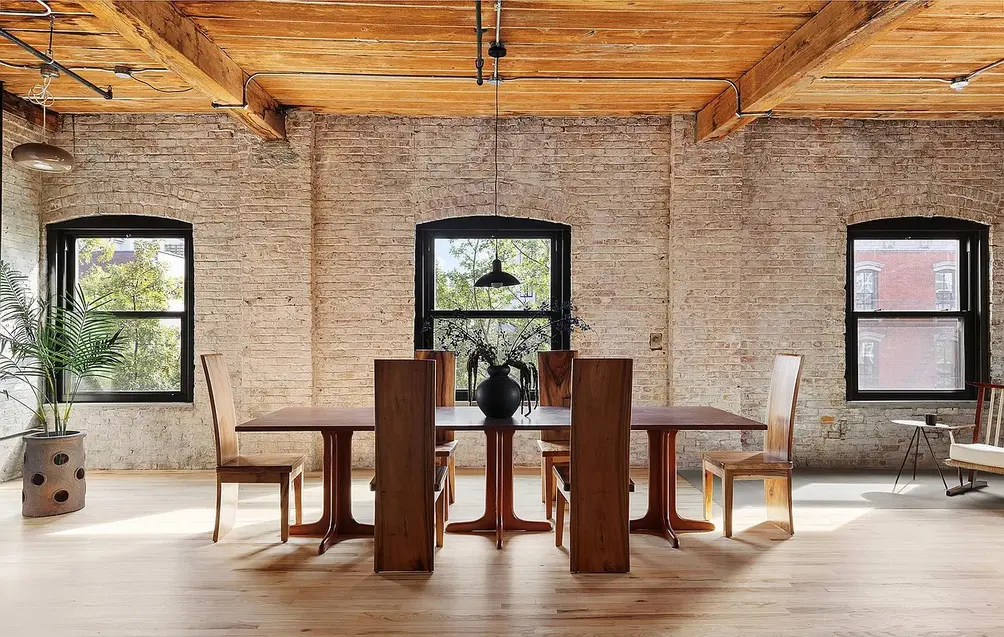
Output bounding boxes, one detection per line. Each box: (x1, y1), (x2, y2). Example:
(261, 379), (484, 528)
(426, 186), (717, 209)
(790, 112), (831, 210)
(536, 350), (576, 519)
(945, 382), (1004, 496)
(552, 358), (633, 574)
(702, 354), (803, 538)
(202, 353), (304, 543)
(415, 350), (458, 509)
(373, 359), (448, 573)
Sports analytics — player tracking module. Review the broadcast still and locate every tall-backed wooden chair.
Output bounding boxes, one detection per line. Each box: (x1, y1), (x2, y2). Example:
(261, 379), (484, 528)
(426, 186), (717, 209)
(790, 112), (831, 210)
(536, 350), (576, 519)
(202, 353), (304, 543)
(552, 358), (633, 574)
(946, 382), (1004, 495)
(374, 359), (448, 573)
(702, 354), (803, 538)
(415, 350), (458, 507)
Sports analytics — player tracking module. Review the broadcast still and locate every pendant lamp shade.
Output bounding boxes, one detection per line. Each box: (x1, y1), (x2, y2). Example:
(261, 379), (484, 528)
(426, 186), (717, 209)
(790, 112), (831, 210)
(474, 257), (521, 288)
(11, 142), (74, 173)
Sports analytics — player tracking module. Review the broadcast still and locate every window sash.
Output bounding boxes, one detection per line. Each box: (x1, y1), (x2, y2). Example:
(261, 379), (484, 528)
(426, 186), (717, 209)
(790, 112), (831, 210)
(47, 217), (195, 404)
(415, 218), (572, 401)
(846, 218), (987, 402)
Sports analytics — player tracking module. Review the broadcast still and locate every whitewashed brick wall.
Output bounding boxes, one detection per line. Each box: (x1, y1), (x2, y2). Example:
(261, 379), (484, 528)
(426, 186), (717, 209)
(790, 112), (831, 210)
(0, 112), (43, 481)
(0, 110), (999, 475)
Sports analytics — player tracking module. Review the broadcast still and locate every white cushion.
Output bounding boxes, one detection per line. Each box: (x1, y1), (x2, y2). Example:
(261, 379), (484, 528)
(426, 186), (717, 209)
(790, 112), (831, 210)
(950, 442), (1004, 469)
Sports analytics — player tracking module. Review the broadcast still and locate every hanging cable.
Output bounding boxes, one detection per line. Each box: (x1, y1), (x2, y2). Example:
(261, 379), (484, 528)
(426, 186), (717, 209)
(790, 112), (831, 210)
(0, 0), (51, 17)
(475, 0), (484, 86)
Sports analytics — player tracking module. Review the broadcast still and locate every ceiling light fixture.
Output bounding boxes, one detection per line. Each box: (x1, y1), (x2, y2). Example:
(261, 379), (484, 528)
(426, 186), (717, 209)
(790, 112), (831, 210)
(473, 9), (519, 290)
(10, 18), (75, 172)
(949, 76), (970, 92)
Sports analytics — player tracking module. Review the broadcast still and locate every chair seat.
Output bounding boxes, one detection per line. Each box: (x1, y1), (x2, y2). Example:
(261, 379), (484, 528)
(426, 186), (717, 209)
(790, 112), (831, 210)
(219, 454), (305, 472)
(553, 464), (634, 492)
(537, 440), (570, 456)
(370, 465), (451, 492)
(702, 451), (792, 472)
(435, 440), (458, 457)
(949, 443), (1004, 470)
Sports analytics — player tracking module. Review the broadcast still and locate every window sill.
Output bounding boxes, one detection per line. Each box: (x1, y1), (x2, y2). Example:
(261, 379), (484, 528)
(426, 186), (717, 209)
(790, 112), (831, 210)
(70, 402), (195, 408)
(847, 400), (977, 407)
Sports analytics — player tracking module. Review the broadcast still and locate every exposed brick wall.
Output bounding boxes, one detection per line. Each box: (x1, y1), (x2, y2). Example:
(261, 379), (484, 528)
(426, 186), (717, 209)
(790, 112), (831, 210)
(0, 110), (998, 475)
(671, 116), (1004, 468)
(0, 111), (43, 481)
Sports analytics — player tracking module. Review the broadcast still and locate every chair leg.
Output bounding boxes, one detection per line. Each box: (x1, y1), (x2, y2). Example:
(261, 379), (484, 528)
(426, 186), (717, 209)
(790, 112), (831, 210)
(293, 472), (303, 526)
(279, 474), (290, 543)
(723, 472), (734, 539)
(544, 457), (555, 519)
(703, 467), (714, 522)
(554, 491), (566, 547)
(786, 478), (794, 536)
(448, 455), (456, 505)
(436, 491), (445, 548)
(213, 478), (238, 543)
(541, 456), (548, 503)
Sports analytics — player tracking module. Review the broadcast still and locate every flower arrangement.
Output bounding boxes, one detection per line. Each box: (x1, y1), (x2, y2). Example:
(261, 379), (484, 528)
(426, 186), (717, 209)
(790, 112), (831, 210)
(432, 301), (589, 414)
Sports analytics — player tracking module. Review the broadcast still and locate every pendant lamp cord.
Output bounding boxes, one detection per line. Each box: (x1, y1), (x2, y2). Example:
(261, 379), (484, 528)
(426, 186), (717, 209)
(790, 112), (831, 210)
(493, 76), (500, 260)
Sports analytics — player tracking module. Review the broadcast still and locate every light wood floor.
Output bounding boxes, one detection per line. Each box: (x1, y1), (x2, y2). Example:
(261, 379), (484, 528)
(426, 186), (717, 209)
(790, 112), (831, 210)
(2, 469), (1003, 637)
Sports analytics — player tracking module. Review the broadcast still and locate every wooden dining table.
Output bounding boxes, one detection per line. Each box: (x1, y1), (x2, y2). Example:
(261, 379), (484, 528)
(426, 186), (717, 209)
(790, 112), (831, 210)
(237, 405), (765, 553)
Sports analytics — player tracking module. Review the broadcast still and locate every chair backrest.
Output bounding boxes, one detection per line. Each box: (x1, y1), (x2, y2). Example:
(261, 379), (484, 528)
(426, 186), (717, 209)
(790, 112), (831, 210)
(414, 350), (456, 407)
(201, 353), (239, 466)
(415, 350), (455, 446)
(972, 382), (1004, 448)
(374, 359), (437, 573)
(538, 350), (576, 443)
(569, 357), (632, 574)
(763, 354), (804, 462)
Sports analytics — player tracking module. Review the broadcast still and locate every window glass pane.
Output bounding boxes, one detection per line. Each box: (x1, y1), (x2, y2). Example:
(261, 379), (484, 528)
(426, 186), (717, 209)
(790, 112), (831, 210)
(76, 238), (186, 311)
(433, 316), (550, 392)
(77, 318), (182, 393)
(857, 317), (964, 391)
(852, 239), (959, 311)
(434, 238), (550, 310)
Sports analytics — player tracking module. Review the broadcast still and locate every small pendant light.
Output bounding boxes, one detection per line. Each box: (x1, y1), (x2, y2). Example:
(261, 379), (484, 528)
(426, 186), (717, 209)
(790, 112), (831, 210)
(474, 56), (519, 289)
(11, 20), (75, 173)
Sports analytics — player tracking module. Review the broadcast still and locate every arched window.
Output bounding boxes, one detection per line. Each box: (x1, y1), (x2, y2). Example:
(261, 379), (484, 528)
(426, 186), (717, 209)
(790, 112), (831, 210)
(47, 216), (194, 403)
(415, 216), (571, 401)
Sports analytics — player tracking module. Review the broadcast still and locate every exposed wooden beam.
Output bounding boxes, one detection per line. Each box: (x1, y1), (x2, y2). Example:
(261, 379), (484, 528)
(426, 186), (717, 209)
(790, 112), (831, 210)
(2, 90), (60, 132)
(695, 0), (929, 141)
(78, 0), (285, 140)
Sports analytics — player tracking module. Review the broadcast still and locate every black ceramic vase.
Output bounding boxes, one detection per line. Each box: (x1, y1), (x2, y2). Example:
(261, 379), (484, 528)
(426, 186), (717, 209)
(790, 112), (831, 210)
(475, 364), (522, 419)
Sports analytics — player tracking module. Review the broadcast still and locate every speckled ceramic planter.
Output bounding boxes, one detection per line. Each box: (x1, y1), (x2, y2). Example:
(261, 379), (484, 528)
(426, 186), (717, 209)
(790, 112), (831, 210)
(22, 431), (86, 518)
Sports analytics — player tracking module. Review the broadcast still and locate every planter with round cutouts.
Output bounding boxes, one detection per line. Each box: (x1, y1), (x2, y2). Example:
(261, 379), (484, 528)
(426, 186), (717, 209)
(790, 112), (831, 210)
(22, 431), (86, 517)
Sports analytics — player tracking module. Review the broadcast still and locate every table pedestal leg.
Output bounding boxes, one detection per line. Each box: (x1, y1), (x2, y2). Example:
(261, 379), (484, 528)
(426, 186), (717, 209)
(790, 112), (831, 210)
(318, 431), (374, 555)
(665, 430), (715, 533)
(290, 430), (332, 538)
(446, 429), (550, 549)
(631, 430), (679, 547)
(498, 429), (552, 541)
(446, 429), (499, 534)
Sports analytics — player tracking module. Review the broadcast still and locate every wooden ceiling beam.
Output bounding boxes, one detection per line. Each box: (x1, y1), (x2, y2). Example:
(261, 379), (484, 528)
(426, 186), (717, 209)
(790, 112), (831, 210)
(78, 0), (285, 139)
(695, 0), (929, 141)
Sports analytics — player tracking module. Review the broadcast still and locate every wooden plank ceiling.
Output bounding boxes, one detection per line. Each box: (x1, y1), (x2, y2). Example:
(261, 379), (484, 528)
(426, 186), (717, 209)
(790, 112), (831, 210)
(0, 0), (1001, 129)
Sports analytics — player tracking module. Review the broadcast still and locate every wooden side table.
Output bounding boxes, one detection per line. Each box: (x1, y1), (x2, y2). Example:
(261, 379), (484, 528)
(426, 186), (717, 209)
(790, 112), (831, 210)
(890, 419), (966, 491)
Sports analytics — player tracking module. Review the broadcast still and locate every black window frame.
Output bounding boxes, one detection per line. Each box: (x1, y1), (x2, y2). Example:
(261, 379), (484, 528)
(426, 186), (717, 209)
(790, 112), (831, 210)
(415, 216), (572, 402)
(846, 217), (989, 402)
(47, 215), (195, 403)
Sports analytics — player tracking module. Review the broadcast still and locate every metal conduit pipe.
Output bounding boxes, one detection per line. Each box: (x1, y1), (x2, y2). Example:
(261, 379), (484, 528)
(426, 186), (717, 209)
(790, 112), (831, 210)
(0, 28), (112, 99)
(0, 0), (51, 17)
(475, 0), (484, 86)
(213, 71), (771, 119)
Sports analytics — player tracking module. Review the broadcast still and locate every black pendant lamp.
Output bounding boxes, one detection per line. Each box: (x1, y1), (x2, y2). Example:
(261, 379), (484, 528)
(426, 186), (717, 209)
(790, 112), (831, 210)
(474, 62), (520, 289)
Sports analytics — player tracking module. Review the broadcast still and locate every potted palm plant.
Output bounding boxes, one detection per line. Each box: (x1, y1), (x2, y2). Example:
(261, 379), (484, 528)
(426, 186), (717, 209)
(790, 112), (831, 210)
(0, 260), (124, 517)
